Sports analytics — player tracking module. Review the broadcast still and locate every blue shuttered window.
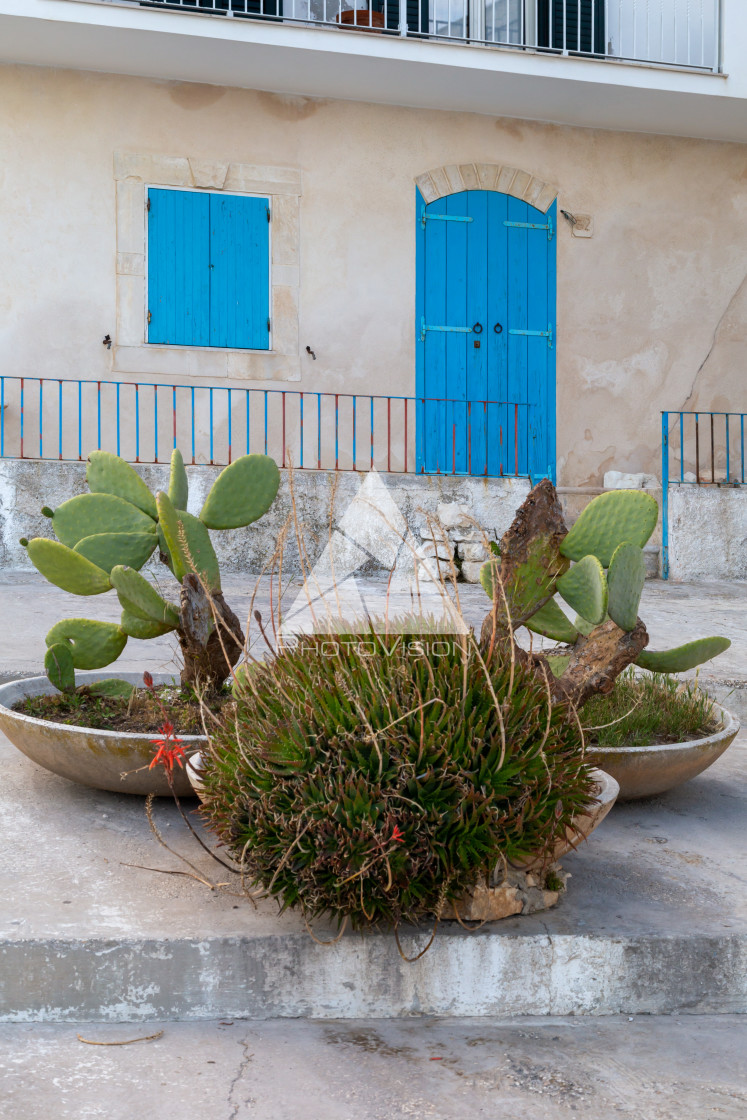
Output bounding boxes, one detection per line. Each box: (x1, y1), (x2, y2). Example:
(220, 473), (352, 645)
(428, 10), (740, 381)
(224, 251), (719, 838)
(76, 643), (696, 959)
(147, 188), (270, 350)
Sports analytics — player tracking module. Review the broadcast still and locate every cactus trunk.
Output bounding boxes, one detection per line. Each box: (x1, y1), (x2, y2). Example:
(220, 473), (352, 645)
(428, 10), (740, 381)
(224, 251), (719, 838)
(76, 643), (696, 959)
(177, 575), (245, 695)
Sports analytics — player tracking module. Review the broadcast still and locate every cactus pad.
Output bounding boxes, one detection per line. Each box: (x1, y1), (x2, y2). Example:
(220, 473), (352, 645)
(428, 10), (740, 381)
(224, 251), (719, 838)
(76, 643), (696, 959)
(560, 490), (658, 567)
(573, 614), (596, 637)
(45, 618), (128, 670)
(637, 637), (731, 674)
(87, 678), (136, 699)
(87, 451), (158, 519)
(168, 448), (189, 512)
(110, 566), (181, 628)
(546, 653), (571, 679)
(73, 531), (156, 574)
(557, 556), (608, 626)
(53, 493), (157, 549)
(199, 454), (280, 530)
(27, 538), (112, 596)
(120, 610), (176, 640)
(607, 542), (646, 632)
(45, 642), (75, 693)
(156, 492), (220, 590)
(525, 599), (579, 644)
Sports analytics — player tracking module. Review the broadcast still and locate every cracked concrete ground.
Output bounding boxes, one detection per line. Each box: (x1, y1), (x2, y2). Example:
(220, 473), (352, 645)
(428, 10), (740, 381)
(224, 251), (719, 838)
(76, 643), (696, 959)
(1, 1015), (746, 1120)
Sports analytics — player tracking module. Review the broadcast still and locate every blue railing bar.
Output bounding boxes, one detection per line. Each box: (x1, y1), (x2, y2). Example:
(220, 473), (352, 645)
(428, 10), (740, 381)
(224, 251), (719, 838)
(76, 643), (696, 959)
(726, 414), (730, 484)
(135, 383), (140, 463)
(209, 388), (214, 465)
(661, 411), (669, 580)
(39, 380), (43, 459)
(172, 385), (177, 451)
(77, 380), (81, 461)
(264, 392), (268, 457)
(227, 388), (232, 464)
(335, 393), (339, 471)
(154, 384), (158, 463)
(299, 392), (304, 469)
(317, 394), (321, 470)
(58, 380), (63, 460)
(20, 378), (24, 459)
(352, 395), (357, 470)
(1, 378), (4, 459)
(190, 386), (195, 464)
(97, 382), (102, 451)
(245, 388), (250, 456)
(116, 383), (121, 458)
(742, 415), (745, 484)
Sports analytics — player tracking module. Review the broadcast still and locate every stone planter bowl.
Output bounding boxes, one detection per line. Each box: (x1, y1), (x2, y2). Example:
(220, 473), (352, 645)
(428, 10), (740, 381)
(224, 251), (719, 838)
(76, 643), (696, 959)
(585, 702), (739, 801)
(0, 671), (204, 797)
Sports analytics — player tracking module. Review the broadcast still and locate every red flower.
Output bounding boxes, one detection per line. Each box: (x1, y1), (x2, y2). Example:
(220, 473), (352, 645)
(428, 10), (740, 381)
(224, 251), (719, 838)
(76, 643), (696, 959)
(391, 824), (405, 845)
(149, 721), (186, 774)
(143, 671), (154, 690)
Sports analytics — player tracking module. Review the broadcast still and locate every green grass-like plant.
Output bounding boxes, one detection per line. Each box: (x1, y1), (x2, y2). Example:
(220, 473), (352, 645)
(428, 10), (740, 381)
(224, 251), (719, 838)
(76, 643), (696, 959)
(199, 628), (596, 931)
(582, 669), (719, 749)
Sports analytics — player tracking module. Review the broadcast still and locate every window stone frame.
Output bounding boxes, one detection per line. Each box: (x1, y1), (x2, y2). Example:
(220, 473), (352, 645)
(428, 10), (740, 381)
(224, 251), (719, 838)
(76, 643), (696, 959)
(114, 151), (301, 382)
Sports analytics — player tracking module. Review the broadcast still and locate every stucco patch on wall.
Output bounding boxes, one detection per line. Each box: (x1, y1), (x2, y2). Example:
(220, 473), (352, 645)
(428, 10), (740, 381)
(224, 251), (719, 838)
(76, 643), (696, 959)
(113, 151), (302, 381)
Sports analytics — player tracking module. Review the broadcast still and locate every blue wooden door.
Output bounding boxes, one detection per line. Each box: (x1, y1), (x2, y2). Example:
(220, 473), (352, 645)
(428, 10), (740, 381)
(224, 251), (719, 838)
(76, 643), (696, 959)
(416, 189), (556, 480)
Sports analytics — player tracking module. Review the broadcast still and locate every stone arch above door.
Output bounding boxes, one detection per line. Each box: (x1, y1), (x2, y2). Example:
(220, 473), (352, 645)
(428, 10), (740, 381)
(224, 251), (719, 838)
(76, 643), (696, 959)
(415, 164), (558, 214)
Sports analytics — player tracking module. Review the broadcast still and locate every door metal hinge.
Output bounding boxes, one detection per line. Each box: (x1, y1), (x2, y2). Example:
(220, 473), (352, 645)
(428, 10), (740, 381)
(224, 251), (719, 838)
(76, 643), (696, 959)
(147, 311), (152, 324)
(267, 318), (271, 332)
(504, 215), (554, 241)
(420, 206), (473, 230)
(509, 323), (553, 349)
(419, 317), (473, 342)
(267, 207), (271, 222)
(147, 197), (151, 212)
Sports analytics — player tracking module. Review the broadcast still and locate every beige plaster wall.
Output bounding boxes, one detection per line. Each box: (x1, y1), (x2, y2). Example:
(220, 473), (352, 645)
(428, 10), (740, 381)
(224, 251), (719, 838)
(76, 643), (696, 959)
(1, 63), (746, 486)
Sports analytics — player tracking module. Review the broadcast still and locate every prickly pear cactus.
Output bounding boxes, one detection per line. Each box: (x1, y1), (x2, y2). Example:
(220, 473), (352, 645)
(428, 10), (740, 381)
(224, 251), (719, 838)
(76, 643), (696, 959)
(23, 450), (280, 696)
(479, 480), (730, 707)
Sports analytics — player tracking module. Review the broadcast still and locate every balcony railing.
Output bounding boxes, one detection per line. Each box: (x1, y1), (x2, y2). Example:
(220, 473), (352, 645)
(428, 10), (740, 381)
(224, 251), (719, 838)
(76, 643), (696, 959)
(81, 0), (722, 72)
(0, 375), (534, 478)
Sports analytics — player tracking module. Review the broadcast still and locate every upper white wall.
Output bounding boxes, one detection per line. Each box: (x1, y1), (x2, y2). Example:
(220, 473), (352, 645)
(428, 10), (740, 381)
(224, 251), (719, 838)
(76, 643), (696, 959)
(1, 0), (747, 141)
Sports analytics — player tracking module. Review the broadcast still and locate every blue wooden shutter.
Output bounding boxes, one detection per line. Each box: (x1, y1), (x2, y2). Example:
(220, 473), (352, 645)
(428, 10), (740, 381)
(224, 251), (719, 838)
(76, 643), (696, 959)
(209, 194), (270, 350)
(148, 188), (210, 346)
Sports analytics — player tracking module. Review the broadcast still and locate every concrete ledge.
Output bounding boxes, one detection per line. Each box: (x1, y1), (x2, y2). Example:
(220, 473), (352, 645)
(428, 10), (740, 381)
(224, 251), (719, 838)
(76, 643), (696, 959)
(2, 932), (745, 1023)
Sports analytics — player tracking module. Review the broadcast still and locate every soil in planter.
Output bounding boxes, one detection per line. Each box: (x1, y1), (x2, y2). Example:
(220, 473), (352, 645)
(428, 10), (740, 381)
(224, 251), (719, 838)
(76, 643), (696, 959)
(14, 684), (234, 735)
(582, 669), (721, 748)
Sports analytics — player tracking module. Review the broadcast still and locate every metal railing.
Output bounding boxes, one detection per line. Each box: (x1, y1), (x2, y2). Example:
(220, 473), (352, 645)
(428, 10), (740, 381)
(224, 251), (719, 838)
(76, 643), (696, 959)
(0, 375), (534, 478)
(77, 0), (722, 72)
(661, 409), (746, 578)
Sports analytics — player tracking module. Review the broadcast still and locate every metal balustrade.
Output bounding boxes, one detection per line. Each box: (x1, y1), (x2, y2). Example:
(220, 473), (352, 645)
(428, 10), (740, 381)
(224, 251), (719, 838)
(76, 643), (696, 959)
(0, 375), (534, 478)
(70, 0), (722, 72)
(661, 409), (746, 577)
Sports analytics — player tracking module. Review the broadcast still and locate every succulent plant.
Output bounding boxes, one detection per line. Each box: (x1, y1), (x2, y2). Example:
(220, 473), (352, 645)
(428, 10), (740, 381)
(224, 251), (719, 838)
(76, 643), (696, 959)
(23, 450), (280, 696)
(200, 628), (596, 931)
(480, 481), (729, 707)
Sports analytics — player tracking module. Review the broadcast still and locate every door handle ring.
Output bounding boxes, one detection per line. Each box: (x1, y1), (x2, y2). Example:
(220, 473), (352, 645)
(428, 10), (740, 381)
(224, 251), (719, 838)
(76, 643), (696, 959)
(493, 322), (503, 334)
(472, 322), (483, 334)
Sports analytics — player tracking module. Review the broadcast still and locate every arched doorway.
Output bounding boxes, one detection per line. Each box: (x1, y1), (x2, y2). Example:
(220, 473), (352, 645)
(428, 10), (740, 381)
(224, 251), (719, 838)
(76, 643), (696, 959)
(416, 181), (556, 480)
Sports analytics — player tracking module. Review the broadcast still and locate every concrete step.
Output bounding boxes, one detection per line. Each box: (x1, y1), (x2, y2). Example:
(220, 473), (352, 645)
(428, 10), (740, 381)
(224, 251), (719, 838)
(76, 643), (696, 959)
(1, 724), (745, 1023)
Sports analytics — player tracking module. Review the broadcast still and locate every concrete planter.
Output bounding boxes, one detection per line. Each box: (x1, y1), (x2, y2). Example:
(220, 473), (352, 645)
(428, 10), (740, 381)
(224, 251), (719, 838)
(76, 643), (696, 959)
(585, 702), (740, 801)
(0, 671), (203, 797)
